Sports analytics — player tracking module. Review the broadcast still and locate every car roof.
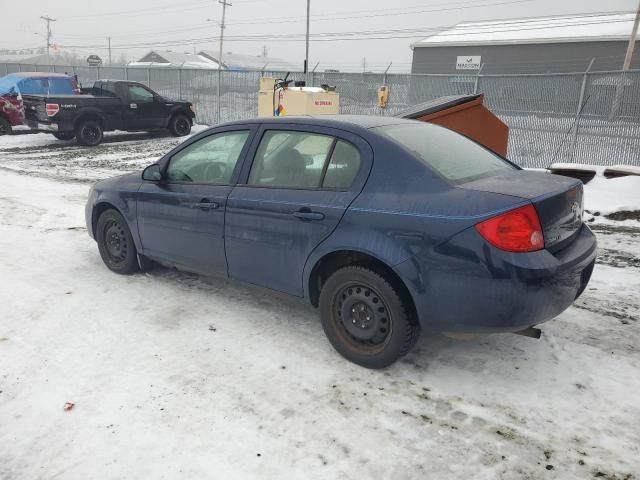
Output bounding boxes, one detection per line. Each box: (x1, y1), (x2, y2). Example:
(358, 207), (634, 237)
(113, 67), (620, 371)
(222, 115), (418, 131)
(5, 72), (72, 79)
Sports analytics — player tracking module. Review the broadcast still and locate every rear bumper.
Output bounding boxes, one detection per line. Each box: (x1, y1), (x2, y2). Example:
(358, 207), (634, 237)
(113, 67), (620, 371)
(398, 224), (597, 333)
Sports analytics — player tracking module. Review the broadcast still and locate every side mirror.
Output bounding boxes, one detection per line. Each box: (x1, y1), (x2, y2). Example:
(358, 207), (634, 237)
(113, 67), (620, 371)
(142, 163), (163, 182)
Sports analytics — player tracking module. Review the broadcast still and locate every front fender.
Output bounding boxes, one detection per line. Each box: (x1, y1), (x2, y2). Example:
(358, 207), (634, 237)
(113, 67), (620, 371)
(88, 180), (141, 251)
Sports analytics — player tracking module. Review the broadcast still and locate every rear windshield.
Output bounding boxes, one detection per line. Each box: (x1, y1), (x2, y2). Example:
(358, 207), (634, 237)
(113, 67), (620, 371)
(376, 123), (515, 184)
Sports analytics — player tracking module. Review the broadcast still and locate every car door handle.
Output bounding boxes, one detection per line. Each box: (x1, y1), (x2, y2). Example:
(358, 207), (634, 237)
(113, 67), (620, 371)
(192, 200), (220, 211)
(292, 209), (325, 221)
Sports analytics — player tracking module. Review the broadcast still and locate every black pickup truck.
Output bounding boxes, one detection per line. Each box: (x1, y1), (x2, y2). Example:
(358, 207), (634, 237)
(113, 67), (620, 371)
(23, 80), (195, 146)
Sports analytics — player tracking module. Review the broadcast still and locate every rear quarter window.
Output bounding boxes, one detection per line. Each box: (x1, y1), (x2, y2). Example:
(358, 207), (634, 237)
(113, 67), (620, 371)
(376, 123), (515, 185)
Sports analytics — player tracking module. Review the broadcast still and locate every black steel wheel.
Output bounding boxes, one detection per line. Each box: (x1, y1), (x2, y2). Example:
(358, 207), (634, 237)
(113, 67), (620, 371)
(319, 266), (420, 369)
(169, 114), (191, 137)
(0, 117), (11, 136)
(96, 209), (139, 275)
(76, 120), (103, 146)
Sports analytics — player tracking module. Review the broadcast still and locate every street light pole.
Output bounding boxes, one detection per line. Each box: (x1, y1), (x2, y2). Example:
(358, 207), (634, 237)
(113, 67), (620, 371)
(217, 0), (232, 124)
(305, 0), (310, 85)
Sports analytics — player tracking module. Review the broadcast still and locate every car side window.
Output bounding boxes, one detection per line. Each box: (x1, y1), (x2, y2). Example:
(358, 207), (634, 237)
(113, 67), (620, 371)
(165, 131), (250, 184)
(322, 140), (361, 189)
(128, 85), (154, 103)
(248, 130), (334, 189)
(100, 83), (117, 97)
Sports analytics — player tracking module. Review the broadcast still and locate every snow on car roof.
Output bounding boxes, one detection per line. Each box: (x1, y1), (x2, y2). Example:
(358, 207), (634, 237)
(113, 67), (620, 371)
(414, 12), (636, 47)
(2, 72), (73, 79)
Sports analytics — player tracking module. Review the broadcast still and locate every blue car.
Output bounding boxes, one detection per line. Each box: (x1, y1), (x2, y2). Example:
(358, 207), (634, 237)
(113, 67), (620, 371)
(86, 116), (596, 368)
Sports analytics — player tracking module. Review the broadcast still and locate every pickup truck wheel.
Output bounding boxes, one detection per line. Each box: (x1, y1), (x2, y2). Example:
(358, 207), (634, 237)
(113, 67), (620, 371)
(319, 266), (420, 369)
(52, 132), (75, 141)
(96, 209), (140, 275)
(169, 114), (191, 137)
(0, 117), (11, 136)
(76, 120), (103, 146)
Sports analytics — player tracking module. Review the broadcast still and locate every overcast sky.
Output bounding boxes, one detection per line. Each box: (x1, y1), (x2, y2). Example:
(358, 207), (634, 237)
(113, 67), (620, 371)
(3, 0), (638, 72)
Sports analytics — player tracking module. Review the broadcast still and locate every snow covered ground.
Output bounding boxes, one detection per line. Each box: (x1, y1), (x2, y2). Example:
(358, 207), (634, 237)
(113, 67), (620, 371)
(1, 133), (639, 480)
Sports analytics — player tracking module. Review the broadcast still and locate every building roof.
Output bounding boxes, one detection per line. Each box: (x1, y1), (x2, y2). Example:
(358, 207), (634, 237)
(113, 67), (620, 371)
(130, 51), (220, 69)
(199, 51), (298, 71)
(414, 12), (637, 47)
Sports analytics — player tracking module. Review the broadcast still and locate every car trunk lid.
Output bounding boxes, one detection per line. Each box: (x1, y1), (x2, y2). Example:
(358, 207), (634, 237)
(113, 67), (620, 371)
(460, 170), (583, 251)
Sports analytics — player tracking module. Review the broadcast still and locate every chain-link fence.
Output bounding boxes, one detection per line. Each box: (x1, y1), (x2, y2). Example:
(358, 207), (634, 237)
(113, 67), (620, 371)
(2, 62), (639, 168)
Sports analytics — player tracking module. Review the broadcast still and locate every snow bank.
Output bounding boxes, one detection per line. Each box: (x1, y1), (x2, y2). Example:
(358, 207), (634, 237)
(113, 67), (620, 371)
(584, 175), (640, 215)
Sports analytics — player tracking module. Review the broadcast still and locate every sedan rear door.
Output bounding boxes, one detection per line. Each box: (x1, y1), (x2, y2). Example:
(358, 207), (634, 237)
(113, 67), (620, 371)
(225, 124), (372, 296)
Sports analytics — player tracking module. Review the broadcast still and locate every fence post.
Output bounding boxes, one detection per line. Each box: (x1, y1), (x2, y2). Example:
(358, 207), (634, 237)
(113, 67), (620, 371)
(124, 67), (128, 81)
(473, 63), (484, 94)
(178, 68), (183, 99)
(97, 66), (100, 81)
(571, 58), (595, 161)
(147, 68), (151, 88)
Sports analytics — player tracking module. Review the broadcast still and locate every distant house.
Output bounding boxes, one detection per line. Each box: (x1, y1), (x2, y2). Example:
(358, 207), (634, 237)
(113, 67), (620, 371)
(129, 51), (220, 69)
(198, 51), (299, 71)
(411, 13), (640, 74)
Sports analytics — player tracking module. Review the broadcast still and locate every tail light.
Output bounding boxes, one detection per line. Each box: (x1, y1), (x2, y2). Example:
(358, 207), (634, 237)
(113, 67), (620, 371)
(475, 204), (544, 253)
(46, 103), (60, 117)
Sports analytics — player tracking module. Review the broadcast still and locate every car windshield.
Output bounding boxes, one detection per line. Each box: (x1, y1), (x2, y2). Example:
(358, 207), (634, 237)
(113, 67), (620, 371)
(0, 76), (18, 95)
(376, 123), (516, 185)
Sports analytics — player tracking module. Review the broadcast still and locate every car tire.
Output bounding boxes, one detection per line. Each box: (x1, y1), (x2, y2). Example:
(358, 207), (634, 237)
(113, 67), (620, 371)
(169, 113), (191, 137)
(0, 117), (11, 136)
(76, 120), (104, 146)
(52, 131), (75, 141)
(319, 266), (420, 369)
(96, 209), (140, 275)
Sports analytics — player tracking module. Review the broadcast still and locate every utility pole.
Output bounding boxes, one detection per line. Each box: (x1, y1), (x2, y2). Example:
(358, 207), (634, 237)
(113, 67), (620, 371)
(304, 0), (310, 85)
(611, 3), (640, 118)
(107, 37), (112, 66)
(216, 0), (231, 124)
(40, 16), (56, 57)
(623, 0), (640, 70)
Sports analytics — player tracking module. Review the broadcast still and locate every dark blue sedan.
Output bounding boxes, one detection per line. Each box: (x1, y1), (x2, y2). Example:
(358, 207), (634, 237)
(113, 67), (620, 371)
(86, 116), (596, 368)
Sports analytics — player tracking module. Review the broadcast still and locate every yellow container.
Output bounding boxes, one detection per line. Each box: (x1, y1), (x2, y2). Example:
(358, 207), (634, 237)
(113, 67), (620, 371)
(258, 77), (339, 117)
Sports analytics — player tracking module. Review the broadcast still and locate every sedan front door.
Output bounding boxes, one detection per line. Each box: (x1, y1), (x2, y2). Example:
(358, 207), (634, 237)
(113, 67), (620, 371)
(137, 127), (254, 275)
(225, 125), (371, 295)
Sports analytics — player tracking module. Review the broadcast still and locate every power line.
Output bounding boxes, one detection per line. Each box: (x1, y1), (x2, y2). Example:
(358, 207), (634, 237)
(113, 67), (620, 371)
(37, 0), (542, 42)
(51, 16), (636, 50)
